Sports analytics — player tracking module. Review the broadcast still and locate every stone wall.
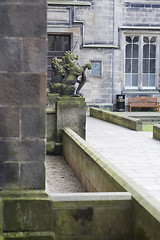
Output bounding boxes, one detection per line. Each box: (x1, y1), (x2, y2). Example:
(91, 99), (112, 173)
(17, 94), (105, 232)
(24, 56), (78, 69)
(62, 127), (160, 240)
(90, 107), (142, 131)
(0, 0), (47, 190)
(0, 191), (133, 240)
(153, 124), (160, 141)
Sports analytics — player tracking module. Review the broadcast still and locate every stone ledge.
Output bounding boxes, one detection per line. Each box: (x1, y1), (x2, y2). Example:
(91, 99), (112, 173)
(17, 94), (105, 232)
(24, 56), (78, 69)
(48, 0), (91, 6)
(153, 124), (160, 141)
(49, 192), (132, 201)
(90, 107), (142, 131)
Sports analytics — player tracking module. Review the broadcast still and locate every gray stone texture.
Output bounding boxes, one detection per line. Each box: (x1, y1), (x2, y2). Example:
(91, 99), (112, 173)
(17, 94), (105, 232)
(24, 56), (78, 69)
(20, 163), (45, 190)
(23, 39), (47, 73)
(0, 139), (45, 163)
(0, 163), (19, 190)
(21, 108), (45, 138)
(0, 2), (46, 38)
(0, 38), (22, 72)
(56, 97), (86, 143)
(0, 73), (46, 106)
(0, 0), (47, 190)
(0, 107), (20, 138)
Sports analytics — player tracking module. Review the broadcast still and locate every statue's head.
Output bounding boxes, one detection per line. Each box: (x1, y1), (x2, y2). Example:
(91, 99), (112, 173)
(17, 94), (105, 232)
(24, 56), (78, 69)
(64, 51), (78, 61)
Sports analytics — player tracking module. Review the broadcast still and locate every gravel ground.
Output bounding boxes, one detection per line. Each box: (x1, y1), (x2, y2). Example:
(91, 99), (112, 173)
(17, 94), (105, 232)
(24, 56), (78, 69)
(45, 155), (85, 194)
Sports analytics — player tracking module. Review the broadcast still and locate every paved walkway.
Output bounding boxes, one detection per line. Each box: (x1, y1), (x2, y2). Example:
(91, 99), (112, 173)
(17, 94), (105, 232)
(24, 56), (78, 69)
(86, 116), (160, 203)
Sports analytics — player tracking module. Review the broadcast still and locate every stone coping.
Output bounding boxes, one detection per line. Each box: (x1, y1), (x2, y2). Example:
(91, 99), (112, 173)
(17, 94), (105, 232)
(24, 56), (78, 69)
(63, 127), (160, 222)
(49, 192), (131, 201)
(47, 0), (91, 6)
(90, 107), (142, 131)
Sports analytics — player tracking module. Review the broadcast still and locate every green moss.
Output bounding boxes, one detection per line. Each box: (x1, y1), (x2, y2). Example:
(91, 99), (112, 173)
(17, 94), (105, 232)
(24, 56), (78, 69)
(3, 199), (53, 232)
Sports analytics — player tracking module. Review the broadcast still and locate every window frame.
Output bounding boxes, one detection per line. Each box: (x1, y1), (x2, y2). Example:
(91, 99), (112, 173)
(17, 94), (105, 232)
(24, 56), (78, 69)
(123, 31), (159, 91)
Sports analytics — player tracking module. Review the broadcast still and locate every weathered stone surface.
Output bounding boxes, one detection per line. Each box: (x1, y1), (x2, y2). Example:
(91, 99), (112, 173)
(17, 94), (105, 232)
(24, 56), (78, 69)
(153, 124), (160, 141)
(90, 107), (142, 131)
(54, 207), (92, 236)
(46, 110), (56, 142)
(20, 163), (45, 190)
(0, 0), (46, 190)
(0, 73), (46, 106)
(56, 97), (86, 143)
(53, 198), (132, 239)
(0, 107), (20, 138)
(0, 3), (46, 38)
(0, 38), (22, 72)
(92, 203), (132, 238)
(3, 199), (53, 231)
(21, 108), (45, 138)
(23, 39), (46, 73)
(0, 163), (19, 190)
(0, 199), (2, 233)
(4, 234), (55, 240)
(0, 140), (45, 163)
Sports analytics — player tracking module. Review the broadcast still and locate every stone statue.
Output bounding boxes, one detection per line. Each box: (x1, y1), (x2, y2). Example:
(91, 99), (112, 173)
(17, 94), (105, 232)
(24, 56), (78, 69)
(49, 51), (91, 96)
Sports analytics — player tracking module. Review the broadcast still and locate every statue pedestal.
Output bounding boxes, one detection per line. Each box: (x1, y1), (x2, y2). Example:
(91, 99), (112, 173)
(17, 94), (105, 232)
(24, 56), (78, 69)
(56, 96), (86, 154)
(46, 95), (86, 155)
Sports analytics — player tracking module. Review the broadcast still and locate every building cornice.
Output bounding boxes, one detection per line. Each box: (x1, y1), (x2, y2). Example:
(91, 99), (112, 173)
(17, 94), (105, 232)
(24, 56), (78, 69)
(47, 1), (91, 6)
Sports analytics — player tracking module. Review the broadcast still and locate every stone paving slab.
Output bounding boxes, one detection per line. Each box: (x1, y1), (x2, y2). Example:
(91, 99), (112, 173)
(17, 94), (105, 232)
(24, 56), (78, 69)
(86, 116), (160, 203)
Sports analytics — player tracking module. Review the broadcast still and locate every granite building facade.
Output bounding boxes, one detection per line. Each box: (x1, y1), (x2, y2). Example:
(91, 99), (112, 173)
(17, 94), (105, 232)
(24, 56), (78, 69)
(47, 0), (160, 109)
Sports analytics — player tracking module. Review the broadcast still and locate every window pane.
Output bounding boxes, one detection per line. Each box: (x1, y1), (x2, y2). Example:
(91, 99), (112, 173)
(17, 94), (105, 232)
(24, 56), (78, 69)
(143, 37), (149, 43)
(132, 74), (138, 86)
(143, 74), (148, 86)
(125, 59), (131, 73)
(126, 44), (131, 58)
(55, 36), (63, 51)
(126, 37), (132, 43)
(151, 37), (156, 43)
(64, 36), (70, 51)
(48, 35), (70, 51)
(133, 44), (138, 58)
(150, 45), (156, 58)
(143, 59), (149, 73)
(125, 74), (132, 86)
(133, 36), (139, 43)
(150, 59), (156, 73)
(149, 74), (155, 86)
(132, 59), (138, 73)
(143, 45), (149, 58)
(48, 35), (55, 51)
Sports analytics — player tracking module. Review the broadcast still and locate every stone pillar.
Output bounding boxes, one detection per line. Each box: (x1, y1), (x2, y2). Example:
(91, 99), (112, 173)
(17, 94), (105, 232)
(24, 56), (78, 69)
(0, 0), (47, 190)
(55, 97), (86, 154)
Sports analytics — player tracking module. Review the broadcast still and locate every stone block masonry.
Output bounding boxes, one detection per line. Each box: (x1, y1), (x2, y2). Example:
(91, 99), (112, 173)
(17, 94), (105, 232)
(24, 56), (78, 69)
(0, 0), (47, 190)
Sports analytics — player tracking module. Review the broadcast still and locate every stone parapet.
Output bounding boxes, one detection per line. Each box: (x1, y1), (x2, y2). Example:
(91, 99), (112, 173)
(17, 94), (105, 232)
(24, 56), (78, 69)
(62, 127), (160, 240)
(90, 107), (142, 131)
(0, 191), (133, 240)
(153, 124), (160, 141)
